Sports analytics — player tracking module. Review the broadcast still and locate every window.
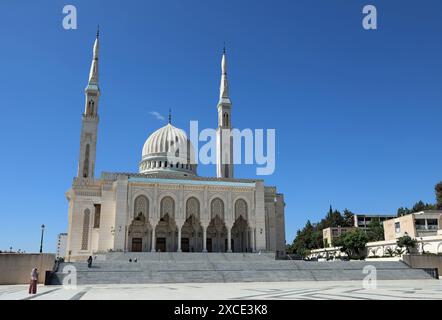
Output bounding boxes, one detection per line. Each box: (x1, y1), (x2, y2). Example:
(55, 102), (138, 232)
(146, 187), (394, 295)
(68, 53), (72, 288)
(427, 219), (438, 230)
(93, 204), (101, 228)
(81, 209), (90, 250)
(415, 219), (426, 230)
(83, 144), (90, 178)
(395, 222), (400, 233)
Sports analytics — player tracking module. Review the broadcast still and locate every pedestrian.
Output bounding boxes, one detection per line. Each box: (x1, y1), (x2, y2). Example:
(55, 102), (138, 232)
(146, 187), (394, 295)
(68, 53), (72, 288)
(28, 268), (38, 294)
(87, 255), (93, 268)
(134, 258), (138, 263)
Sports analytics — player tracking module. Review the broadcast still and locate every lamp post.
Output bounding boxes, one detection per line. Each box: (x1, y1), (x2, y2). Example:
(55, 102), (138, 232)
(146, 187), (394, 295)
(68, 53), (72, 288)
(39, 224), (45, 253)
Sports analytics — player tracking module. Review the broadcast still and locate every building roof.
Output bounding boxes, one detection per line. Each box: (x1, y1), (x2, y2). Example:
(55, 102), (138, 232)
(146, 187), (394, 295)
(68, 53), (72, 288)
(354, 213), (396, 217)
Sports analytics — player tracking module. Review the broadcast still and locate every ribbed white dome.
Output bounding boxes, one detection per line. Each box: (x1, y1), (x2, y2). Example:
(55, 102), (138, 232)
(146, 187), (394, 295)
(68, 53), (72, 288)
(140, 123), (197, 176)
(142, 123), (189, 156)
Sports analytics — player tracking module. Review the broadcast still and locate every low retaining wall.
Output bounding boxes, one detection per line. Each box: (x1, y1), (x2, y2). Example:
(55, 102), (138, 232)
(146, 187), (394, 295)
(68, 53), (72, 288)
(307, 235), (442, 260)
(402, 254), (442, 278)
(0, 253), (55, 285)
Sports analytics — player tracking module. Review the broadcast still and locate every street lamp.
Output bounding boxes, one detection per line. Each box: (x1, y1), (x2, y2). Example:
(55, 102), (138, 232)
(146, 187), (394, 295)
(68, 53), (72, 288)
(39, 224), (45, 253)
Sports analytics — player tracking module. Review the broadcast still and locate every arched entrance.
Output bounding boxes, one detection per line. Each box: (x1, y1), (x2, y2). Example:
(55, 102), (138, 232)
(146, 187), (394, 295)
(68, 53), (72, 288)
(155, 196), (177, 252)
(232, 199), (249, 252)
(207, 198), (227, 252)
(128, 195), (151, 252)
(181, 197), (203, 252)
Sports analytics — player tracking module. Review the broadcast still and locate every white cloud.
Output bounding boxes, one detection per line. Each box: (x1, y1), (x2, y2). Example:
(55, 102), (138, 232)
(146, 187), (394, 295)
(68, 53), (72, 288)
(149, 111), (165, 121)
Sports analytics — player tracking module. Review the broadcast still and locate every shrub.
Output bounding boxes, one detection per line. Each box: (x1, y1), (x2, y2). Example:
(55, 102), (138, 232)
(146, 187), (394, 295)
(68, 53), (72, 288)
(335, 229), (369, 258)
(385, 247), (395, 257)
(396, 235), (418, 254)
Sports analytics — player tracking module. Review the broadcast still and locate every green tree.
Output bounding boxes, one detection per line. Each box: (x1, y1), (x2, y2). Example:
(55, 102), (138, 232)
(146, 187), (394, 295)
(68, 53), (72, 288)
(285, 242), (294, 254)
(412, 200), (435, 212)
(366, 218), (384, 242)
(397, 201), (435, 217)
(397, 207), (411, 217)
(334, 229), (368, 258)
(396, 235), (417, 254)
(342, 209), (354, 227)
(290, 220), (323, 256)
(290, 207), (356, 255)
(436, 182), (442, 210)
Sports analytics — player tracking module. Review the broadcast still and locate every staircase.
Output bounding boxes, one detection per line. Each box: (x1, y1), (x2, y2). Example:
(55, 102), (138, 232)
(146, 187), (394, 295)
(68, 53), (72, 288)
(49, 252), (434, 285)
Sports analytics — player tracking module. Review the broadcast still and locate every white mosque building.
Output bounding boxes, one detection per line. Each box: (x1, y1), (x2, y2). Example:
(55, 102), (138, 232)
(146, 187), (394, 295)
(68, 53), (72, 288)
(65, 33), (286, 261)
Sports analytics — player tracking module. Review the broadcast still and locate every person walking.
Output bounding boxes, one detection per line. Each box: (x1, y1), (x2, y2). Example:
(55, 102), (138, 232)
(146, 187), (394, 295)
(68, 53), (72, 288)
(87, 255), (93, 268)
(28, 268), (38, 294)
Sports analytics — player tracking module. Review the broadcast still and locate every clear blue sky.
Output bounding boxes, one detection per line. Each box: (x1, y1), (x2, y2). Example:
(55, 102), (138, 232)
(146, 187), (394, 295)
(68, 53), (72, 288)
(0, 0), (441, 253)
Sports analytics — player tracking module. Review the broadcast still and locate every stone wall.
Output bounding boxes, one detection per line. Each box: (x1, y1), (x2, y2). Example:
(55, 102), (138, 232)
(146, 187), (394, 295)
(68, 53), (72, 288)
(402, 254), (442, 278)
(366, 235), (442, 257)
(0, 253), (55, 285)
(307, 234), (442, 259)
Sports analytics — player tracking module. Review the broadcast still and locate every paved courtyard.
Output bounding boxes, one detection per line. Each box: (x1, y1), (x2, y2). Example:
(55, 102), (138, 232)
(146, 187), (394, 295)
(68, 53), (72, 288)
(1, 280), (442, 300)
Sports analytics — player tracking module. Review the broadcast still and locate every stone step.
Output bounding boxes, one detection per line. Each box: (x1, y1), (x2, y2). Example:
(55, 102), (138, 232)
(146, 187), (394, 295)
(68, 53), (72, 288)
(49, 253), (434, 285)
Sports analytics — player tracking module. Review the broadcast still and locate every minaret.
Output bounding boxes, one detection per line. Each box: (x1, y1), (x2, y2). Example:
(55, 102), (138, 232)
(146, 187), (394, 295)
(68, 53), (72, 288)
(77, 29), (100, 178)
(216, 47), (234, 178)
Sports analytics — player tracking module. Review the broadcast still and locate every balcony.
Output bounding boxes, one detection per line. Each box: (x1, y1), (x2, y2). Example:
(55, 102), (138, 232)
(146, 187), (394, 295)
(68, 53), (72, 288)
(415, 225), (438, 231)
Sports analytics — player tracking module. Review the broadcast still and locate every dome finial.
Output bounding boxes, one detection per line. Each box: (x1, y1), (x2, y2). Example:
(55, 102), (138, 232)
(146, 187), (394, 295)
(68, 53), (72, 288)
(168, 109), (172, 124)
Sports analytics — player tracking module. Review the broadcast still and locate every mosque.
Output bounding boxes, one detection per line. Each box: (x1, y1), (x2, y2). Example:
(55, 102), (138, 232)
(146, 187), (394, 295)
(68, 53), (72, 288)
(65, 32), (286, 261)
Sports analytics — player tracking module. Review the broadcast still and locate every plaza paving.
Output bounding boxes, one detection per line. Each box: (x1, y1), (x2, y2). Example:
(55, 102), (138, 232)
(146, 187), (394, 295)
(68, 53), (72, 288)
(1, 280), (442, 300)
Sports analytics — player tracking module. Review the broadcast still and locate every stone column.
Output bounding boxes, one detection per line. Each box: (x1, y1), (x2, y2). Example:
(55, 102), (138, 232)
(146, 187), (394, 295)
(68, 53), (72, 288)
(251, 227), (255, 252)
(177, 225), (182, 252)
(151, 224), (157, 252)
(245, 228), (249, 252)
(227, 226), (232, 253)
(202, 225), (207, 252)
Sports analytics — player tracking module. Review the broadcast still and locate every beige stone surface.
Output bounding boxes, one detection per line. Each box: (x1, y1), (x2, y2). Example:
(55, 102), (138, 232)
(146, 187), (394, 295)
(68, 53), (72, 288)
(0, 254), (55, 285)
(1, 280), (442, 300)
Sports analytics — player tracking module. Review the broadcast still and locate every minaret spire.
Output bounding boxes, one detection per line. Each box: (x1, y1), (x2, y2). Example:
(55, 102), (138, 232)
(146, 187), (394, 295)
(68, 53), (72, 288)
(216, 46), (234, 179)
(88, 28), (100, 86)
(219, 46), (230, 101)
(77, 31), (101, 179)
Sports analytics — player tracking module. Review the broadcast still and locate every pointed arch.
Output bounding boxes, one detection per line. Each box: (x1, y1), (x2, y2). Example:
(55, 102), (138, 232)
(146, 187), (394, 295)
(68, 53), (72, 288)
(186, 197), (200, 220)
(160, 196), (175, 219)
(134, 195), (149, 221)
(210, 198), (225, 221)
(234, 198), (248, 221)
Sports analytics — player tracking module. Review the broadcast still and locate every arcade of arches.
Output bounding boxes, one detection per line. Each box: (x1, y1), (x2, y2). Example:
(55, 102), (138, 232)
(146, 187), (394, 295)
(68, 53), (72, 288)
(127, 195), (255, 253)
